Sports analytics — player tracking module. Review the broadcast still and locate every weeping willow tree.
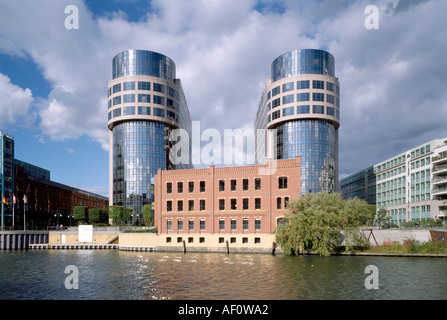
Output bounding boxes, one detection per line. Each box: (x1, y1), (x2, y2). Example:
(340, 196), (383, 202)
(275, 192), (375, 256)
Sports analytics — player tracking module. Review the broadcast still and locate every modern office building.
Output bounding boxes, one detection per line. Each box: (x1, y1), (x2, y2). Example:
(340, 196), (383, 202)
(255, 49), (340, 194)
(0, 131), (108, 229)
(0, 132), (14, 228)
(154, 157), (301, 238)
(107, 50), (192, 223)
(340, 137), (447, 225)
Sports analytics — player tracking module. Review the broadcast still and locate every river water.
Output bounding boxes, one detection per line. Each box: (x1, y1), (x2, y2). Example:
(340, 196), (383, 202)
(0, 250), (445, 300)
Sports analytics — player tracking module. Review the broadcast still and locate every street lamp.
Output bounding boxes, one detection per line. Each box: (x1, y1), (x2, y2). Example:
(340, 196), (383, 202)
(54, 213), (62, 229)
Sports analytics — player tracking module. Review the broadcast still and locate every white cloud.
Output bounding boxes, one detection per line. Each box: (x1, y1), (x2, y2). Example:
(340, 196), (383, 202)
(0, 73), (35, 129)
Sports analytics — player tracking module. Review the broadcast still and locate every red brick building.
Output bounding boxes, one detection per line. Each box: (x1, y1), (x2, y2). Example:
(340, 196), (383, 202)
(154, 157), (301, 235)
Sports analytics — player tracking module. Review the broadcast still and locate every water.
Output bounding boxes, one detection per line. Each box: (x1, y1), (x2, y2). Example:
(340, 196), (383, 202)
(0, 250), (446, 300)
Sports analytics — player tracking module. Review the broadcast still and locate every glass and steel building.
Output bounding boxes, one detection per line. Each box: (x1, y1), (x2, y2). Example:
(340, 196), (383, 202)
(255, 49), (340, 194)
(340, 137), (447, 225)
(108, 50), (192, 223)
(1, 131), (14, 228)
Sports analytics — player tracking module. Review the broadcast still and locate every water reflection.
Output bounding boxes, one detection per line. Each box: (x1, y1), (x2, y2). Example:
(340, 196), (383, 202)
(0, 250), (446, 300)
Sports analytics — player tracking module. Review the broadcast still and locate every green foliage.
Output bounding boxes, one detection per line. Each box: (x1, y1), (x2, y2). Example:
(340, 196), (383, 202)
(143, 204), (153, 226)
(365, 239), (447, 254)
(73, 206), (88, 223)
(375, 207), (391, 228)
(275, 192), (373, 256)
(88, 208), (108, 224)
(123, 208), (133, 224)
(109, 205), (124, 225)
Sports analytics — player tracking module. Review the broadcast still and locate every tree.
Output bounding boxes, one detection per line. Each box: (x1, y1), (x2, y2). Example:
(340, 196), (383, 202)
(123, 208), (133, 224)
(109, 205), (123, 225)
(143, 204), (153, 226)
(89, 208), (108, 224)
(73, 206), (88, 224)
(375, 207), (390, 229)
(275, 193), (372, 256)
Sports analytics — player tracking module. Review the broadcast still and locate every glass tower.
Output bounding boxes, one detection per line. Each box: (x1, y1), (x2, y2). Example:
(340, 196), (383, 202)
(108, 50), (192, 223)
(255, 49), (340, 194)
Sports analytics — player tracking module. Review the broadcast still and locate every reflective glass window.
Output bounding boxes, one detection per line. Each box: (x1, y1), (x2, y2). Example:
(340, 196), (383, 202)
(297, 93), (310, 102)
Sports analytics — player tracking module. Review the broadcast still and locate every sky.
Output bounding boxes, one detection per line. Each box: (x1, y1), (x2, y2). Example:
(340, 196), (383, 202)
(0, 0), (446, 198)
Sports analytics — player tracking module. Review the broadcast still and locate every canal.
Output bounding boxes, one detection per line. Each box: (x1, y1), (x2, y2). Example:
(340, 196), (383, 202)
(0, 250), (445, 300)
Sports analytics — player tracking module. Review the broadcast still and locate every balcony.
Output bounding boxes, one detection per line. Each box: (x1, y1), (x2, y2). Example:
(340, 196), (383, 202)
(432, 175), (447, 186)
(432, 164), (447, 174)
(433, 152), (447, 164)
(432, 186), (447, 197)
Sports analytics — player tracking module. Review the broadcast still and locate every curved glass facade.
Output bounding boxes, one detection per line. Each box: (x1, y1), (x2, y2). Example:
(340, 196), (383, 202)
(275, 120), (336, 193)
(112, 50), (176, 81)
(112, 121), (171, 215)
(271, 49), (335, 82)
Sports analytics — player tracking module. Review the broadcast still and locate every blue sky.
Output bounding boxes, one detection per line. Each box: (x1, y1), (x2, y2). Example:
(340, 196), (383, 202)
(1, 0), (446, 198)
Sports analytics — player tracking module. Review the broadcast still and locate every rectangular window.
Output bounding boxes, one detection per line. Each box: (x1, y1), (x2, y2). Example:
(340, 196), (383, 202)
(200, 199), (205, 211)
(167, 86), (176, 97)
(167, 200), (172, 212)
(272, 110), (281, 120)
(123, 81), (135, 91)
(167, 219), (172, 231)
(326, 82), (335, 92)
(312, 92), (325, 102)
(123, 106), (135, 115)
(282, 106), (294, 116)
(189, 181), (194, 193)
(178, 182), (183, 193)
(282, 82), (294, 92)
(137, 106), (150, 115)
(313, 80), (325, 89)
(138, 81), (150, 91)
(282, 94), (294, 104)
(243, 179), (249, 191)
(255, 198), (261, 209)
(178, 219), (183, 231)
(167, 110), (176, 120)
(231, 219), (237, 230)
(278, 177), (288, 189)
(255, 219), (261, 230)
(189, 219), (194, 231)
(178, 200), (183, 212)
(154, 107), (165, 118)
(272, 86), (281, 96)
(231, 199), (237, 210)
(277, 197), (282, 209)
(297, 105), (310, 114)
(327, 106), (335, 116)
(123, 94), (135, 103)
(243, 218), (249, 230)
(200, 219), (205, 231)
(113, 83), (121, 93)
(113, 96), (121, 106)
(219, 199), (225, 211)
(189, 200), (194, 211)
(272, 98), (281, 108)
(153, 83), (165, 93)
(255, 178), (261, 190)
(297, 93), (310, 102)
(219, 180), (225, 192)
(167, 182), (172, 194)
(231, 179), (237, 191)
(219, 219), (225, 230)
(313, 105), (325, 114)
(167, 98), (175, 109)
(153, 96), (165, 106)
(113, 108), (121, 117)
(138, 94), (150, 103)
(285, 197), (289, 208)
(326, 94), (335, 104)
(297, 80), (309, 89)
(200, 181), (206, 192)
(243, 198), (249, 210)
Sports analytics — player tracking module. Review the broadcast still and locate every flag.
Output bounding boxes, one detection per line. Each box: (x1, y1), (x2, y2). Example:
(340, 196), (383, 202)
(2, 197), (8, 205)
(13, 194), (16, 204)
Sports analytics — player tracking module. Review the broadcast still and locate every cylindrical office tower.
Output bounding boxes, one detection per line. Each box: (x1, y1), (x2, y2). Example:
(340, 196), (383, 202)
(108, 50), (192, 223)
(255, 49), (340, 194)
